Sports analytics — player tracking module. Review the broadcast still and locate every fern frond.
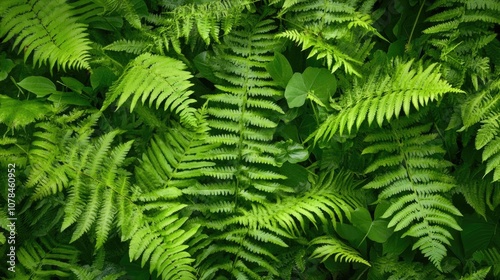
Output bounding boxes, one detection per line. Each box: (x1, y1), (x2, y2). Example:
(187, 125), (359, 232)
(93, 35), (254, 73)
(26, 111), (99, 198)
(310, 236), (370, 266)
(25, 111), (134, 248)
(89, 0), (145, 29)
(277, 29), (363, 76)
(277, 0), (378, 76)
(103, 39), (152, 55)
(70, 249), (126, 280)
(201, 18), (286, 201)
(231, 169), (362, 237)
(62, 132), (133, 246)
(0, 0), (91, 70)
(456, 169), (500, 219)
(188, 18), (294, 279)
(422, 0), (500, 87)
(135, 114), (216, 193)
(313, 59), (462, 143)
(473, 248), (500, 277)
(126, 203), (198, 279)
(363, 117), (461, 271)
(102, 53), (197, 127)
(18, 237), (79, 278)
(461, 81), (500, 181)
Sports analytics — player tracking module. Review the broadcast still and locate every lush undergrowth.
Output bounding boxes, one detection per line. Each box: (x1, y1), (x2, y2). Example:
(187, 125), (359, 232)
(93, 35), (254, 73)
(1, 0), (499, 279)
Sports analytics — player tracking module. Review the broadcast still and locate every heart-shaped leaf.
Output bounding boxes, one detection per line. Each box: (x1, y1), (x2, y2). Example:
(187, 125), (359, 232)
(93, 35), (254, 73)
(285, 72), (308, 108)
(285, 67), (337, 108)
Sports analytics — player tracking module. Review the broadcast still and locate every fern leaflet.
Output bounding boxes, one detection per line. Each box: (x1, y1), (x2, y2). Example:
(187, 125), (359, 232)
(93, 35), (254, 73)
(363, 116), (462, 270)
(0, 0), (92, 70)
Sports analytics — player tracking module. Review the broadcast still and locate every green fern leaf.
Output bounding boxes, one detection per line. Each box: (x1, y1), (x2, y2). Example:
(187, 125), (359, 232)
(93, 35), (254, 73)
(0, 0), (91, 70)
(363, 117), (462, 271)
(313, 59), (462, 143)
(18, 237), (79, 278)
(103, 53), (197, 126)
(103, 39), (151, 55)
(310, 236), (370, 266)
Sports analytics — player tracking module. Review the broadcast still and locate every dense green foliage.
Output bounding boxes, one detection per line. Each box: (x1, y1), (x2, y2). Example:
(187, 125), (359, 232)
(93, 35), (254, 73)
(1, 0), (500, 279)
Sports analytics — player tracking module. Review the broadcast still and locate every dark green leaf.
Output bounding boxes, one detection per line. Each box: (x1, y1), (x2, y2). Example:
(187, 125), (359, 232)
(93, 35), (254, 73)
(266, 52), (293, 88)
(61, 77), (84, 93)
(194, 51), (219, 83)
(90, 67), (117, 90)
(351, 207), (393, 243)
(0, 57), (15, 81)
(48, 91), (91, 106)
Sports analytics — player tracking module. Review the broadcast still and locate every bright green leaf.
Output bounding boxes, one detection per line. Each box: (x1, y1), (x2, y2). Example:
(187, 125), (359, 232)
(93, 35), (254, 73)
(18, 76), (56, 97)
(285, 73), (308, 108)
(302, 67), (337, 105)
(285, 68), (337, 108)
(277, 140), (309, 164)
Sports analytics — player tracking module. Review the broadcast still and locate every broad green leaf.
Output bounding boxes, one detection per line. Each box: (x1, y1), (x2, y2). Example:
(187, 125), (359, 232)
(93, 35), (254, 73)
(266, 52), (293, 88)
(280, 162), (310, 192)
(61, 77), (84, 93)
(90, 67), (117, 90)
(89, 16), (124, 31)
(351, 208), (393, 243)
(302, 67), (337, 105)
(48, 91), (91, 106)
(277, 140), (309, 164)
(336, 223), (367, 251)
(461, 216), (498, 257)
(285, 68), (337, 108)
(374, 201), (391, 219)
(285, 73), (308, 108)
(382, 231), (411, 255)
(351, 208), (372, 233)
(18, 76), (56, 97)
